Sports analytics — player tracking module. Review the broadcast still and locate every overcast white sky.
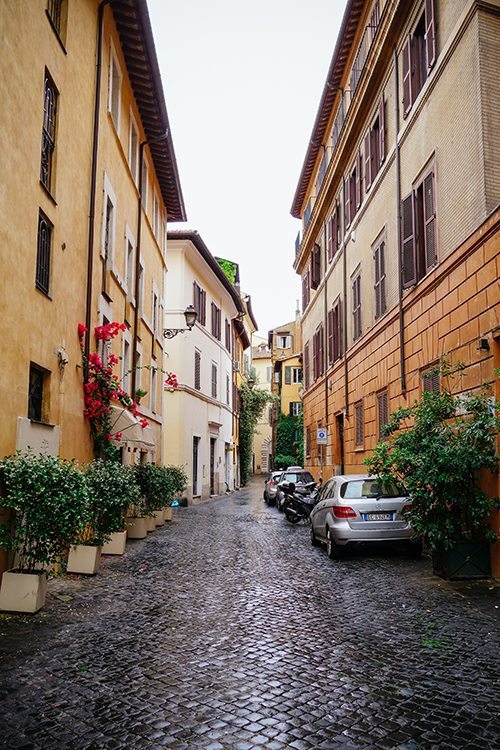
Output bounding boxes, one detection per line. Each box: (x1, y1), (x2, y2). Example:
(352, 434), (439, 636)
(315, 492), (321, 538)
(149, 0), (345, 336)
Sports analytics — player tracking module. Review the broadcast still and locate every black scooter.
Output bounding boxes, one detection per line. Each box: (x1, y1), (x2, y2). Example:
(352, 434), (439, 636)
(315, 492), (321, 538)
(282, 482), (318, 524)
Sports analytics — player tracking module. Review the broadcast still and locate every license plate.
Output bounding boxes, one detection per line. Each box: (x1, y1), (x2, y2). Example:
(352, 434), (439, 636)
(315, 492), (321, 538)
(363, 512), (393, 521)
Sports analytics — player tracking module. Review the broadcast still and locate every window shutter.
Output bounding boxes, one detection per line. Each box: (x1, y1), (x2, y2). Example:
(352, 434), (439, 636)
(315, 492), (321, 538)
(332, 206), (338, 255)
(402, 193), (417, 288)
(200, 290), (206, 325)
(304, 342), (310, 388)
(364, 130), (372, 190)
(355, 402), (364, 446)
(344, 176), (351, 228)
(423, 171), (436, 271)
(313, 332), (318, 380)
(379, 96), (385, 165)
(374, 245), (381, 319)
(285, 366), (291, 385)
(425, 0), (436, 72)
(193, 281), (198, 315)
(194, 350), (201, 390)
(377, 391), (388, 438)
(328, 308), (334, 364)
(402, 37), (412, 116)
(355, 152), (362, 210)
(380, 241), (386, 314)
(327, 215), (333, 261)
(318, 325), (324, 375)
(211, 364), (217, 399)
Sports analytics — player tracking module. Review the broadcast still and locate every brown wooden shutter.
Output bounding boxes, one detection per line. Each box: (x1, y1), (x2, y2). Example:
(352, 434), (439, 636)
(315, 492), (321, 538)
(194, 350), (201, 390)
(377, 391), (388, 438)
(211, 364), (217, 399)
(374, 245), (381, 319)
(193, 281), (199, 316)
(379, 96), (385, 164)
(355, 402), (364, 445)
(425, 0), (436, 71)
(201, 290), (206, 325)
(380, 241), (386, 314)
(355, 152), (362, 210)
(402, 37), (412, 116)
(319, 325), (324, 375)
(344, 176), (351, 228)
(304, 342), (310, 388)
(327, 215), (333, 261)
(302, 273), (308, 311)
(423, 171), (436, 271)
(328, 309), (334, 364)
(402, 193), (417, 288)
(364, 130), (372, 191)
(332, 206), (338, 255)
(338, 300), (343, 357)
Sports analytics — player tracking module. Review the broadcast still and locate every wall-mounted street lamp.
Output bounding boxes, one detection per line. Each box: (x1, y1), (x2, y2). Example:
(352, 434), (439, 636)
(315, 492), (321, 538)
(247, 374), (256, 390)
(163, 305), (198, 339)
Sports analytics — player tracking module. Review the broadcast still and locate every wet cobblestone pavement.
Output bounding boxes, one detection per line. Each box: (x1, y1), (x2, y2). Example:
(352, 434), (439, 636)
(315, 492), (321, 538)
(1, 479), (499, 750)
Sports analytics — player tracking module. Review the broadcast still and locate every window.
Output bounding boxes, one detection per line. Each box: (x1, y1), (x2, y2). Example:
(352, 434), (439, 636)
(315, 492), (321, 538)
(344, 151), (363, 229)
(313, 325), (324, 380)
(193, 282), (206, 326)
(327, 299), (343, 364)
(266, 366), (272, 383)
(40, 71), (58, 192)
(402, 168), (436, 287)
(126, 238), (135, 298)
(122, 339), (131, 394)
(211, 303), (221, 340)
(304, 342), (310, 388)
(225, 319), (231, 351)
(129, 114), (139, 183)
(284, 366), (302, 384)
(377, 390), (389, 439)
(36, 212), (52, 295)
(108, 43), (121, 130)
(305, 426), (311, 457)
(194, 349), (201, 391)
(150, 367), (157, 413)
(102, 195), (114, 295)
(352, 272), (362, 341)
(211, 363), (218, 399)
(47, 0), (62, 34)
(302, 270), (311, 311)
(374, 241), (386, 319)
(310, 243), (321, 290)
(290, 402), (303, 417)
(422, 367), (440, 394)
(141, 159), (149, 212)
(364, 97), (385, 191)
(277, 335), (291, 349)
(226, 374), (230, 405)
(326, 203), (339, 262)
(355, 401), (364, 446)
(402, 0), (436, 117)
(152, 191), (160, 239)
(28, 364), (48, 422)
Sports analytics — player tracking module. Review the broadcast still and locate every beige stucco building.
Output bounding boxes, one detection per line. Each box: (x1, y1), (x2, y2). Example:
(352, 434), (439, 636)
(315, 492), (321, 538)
(164, 232), (246, 501)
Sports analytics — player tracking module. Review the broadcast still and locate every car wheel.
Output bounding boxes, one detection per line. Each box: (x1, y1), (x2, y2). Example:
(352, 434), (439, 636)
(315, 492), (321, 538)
(327, 528), (343, 560)
(310, 525), (320, 546)
(406, 539), (423, 559)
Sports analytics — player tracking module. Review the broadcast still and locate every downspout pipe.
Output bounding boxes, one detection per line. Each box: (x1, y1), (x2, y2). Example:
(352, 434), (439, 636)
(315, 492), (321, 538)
(342, 178), (349, 418)
(131, 131), (169, 398)
(84, 0), (111, 380)
(323, 228), (328, 480)
(394, 47), (406, 393)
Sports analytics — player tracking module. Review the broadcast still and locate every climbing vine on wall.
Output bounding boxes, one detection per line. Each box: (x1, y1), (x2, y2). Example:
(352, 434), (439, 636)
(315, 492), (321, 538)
(239, 379), (270, 485)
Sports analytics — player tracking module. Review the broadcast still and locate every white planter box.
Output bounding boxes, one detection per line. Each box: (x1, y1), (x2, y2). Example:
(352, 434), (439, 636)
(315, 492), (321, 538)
(146, 515), (156, 532)
(67, 545), (101, 575)
(0, 570), (48, 613)
(102, 530), (127, 555)
(154, 509), (165, 526)
(126, 516), (148, 539)
(164, 506), (173, 522)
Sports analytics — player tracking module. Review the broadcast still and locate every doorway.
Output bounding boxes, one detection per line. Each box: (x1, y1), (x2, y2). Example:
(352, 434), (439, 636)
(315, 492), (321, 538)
(192, 436), (200, 496)
(210, 437), (216, 495)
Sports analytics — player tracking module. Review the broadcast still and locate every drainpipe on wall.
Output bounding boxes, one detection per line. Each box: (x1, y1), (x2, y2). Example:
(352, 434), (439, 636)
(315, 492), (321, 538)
(394, 47), (407, 394)
(323, 226), (329, 477)
(342, 177), (349, 417)
(84, 0), (112, 380)
(131, 132), (168, 399)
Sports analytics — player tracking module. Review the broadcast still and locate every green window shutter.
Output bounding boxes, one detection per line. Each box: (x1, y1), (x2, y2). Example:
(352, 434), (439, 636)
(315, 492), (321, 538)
(285, 366), (291, 385)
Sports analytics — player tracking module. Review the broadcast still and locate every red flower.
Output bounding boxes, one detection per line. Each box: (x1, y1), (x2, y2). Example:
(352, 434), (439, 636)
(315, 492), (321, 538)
(139, 418), (149, 429)
(78, 323), (88, 339)
(114, 432), (123, 441)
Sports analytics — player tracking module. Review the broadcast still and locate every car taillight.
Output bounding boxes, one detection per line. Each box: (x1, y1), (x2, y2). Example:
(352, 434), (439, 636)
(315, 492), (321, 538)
(332, 505), (356, 519)
(270, 480), (275, 487)
(402, 504), (413, 513)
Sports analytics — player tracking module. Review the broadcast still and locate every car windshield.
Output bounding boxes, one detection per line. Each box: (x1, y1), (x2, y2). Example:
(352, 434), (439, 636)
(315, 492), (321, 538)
(283, 472), (314, 485)
(340, 479), (404, 499)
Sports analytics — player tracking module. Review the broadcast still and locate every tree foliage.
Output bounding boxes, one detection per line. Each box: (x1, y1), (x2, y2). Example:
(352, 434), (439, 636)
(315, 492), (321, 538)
(365, 364), (499, 550)
(239, 380), (270, 485)
(275, 412), (303, 467)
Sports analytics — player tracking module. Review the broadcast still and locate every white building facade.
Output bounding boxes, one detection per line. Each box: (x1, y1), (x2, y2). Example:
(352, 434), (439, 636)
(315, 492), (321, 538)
(164, 231), (245, 502)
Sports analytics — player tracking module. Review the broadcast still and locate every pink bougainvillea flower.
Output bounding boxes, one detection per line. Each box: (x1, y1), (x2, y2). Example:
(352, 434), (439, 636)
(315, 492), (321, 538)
(139, 418), (149, 429)
(114, 432), (123, 441)
(78, 323), (88, 338)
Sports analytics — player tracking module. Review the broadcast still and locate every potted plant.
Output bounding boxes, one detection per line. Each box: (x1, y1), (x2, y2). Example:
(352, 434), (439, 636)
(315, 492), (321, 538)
(134, 464), (165, 531)
(160, 465), (188, 521)
(85, 459), (140, 556)
(366, 363), (499, 580)
(0, 453), (88, 612)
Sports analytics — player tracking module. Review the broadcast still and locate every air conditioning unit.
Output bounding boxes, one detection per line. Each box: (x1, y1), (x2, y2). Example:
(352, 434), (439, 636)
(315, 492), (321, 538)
(233, 360), (240, 372)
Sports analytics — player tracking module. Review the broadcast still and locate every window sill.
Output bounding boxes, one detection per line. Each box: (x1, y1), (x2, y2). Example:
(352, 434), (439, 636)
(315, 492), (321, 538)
(354, 446), (365, 452)
(45, 11), (67, 54)
(35, 283), (52, 300)
(29, 419), (56, 428)
(39, 181), (57, 206)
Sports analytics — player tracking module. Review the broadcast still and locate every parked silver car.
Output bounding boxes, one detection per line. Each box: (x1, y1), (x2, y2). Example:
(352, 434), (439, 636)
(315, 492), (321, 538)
(309, 474), (421, 559)
(263, 471), (284, 505)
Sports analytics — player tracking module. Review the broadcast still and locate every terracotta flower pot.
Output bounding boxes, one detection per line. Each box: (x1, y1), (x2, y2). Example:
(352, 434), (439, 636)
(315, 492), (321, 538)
(0, 570), (47, 613)
(67, 544), (101, 575)
(126, 516), (148, 539)
(102, 530), (127, 555)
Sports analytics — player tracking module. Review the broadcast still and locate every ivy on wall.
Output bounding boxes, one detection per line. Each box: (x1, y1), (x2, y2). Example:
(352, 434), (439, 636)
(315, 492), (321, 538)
(239, 380), (270, 485)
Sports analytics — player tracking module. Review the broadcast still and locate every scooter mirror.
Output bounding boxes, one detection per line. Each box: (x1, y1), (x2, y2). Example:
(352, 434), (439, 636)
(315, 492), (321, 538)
(287, 482), (296, 494)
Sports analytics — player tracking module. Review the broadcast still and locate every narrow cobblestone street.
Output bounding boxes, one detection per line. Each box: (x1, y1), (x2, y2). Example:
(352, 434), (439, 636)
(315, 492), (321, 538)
(1, 479), (499, 750)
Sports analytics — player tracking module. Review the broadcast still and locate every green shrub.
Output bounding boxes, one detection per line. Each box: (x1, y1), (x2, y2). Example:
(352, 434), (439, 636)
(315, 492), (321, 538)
(274, 455), (297, 469)
(133, 464), (187, 514)
(84, 460), (140, 545)
(0, 453), (88, 572)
